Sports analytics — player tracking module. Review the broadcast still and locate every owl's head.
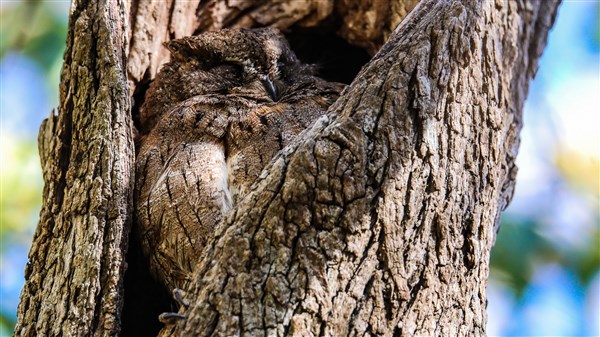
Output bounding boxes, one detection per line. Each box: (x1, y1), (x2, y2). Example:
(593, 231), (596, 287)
(168, 27), (310, 100)
(139, 28), (318, 132)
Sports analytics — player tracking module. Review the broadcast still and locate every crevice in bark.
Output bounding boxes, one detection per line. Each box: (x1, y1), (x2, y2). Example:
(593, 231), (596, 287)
(131, 69), (151, 133)
(121, 228), (172, 337)
(285, 26), (371, 85)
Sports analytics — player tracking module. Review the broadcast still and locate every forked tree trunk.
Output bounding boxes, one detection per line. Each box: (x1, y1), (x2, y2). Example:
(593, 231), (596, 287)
(15, 0), (559, 336)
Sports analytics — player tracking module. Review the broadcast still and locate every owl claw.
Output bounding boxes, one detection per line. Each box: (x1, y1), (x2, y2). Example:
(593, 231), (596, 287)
(172, 288), (190, 309)
(158, 288), (190, 325)
(158, 312), (187, 324)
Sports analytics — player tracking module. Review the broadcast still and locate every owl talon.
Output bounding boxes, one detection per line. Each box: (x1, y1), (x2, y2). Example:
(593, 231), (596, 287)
(172, 288), (190, 309)
(158, 288), (190, 325)
(158, 312), (187, 324)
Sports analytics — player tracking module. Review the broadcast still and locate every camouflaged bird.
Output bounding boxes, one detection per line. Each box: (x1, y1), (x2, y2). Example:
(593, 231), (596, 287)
(134, 27), (344, 292)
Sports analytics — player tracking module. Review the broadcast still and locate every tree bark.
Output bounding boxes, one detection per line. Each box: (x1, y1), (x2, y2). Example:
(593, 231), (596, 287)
(15, 1), (133, 336)
(15, 0), (560, 336)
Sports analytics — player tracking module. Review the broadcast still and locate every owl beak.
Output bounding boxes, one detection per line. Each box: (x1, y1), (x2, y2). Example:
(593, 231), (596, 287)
(261, 77), (279, 101)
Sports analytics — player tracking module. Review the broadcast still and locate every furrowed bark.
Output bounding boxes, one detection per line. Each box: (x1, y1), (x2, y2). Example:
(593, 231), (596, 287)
(14, 0), (133, 336)
(156, 0), (560, 336)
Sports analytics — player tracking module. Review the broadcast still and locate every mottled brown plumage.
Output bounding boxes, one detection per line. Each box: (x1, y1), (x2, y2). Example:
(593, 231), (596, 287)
(134, 28), (343, 291)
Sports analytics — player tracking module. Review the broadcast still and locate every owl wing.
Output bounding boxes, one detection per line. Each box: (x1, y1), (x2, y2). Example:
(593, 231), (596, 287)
(135, 100), (233, 291)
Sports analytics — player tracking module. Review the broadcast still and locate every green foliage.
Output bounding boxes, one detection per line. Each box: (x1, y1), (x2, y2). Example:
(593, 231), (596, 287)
(569, 226), (600, 284)
(0, 139), (43, 237)
(1, 314), (14, 337)
(0, 1), (67, 86)
(492, 214), (600, 298)
(491, 218), (551, 296)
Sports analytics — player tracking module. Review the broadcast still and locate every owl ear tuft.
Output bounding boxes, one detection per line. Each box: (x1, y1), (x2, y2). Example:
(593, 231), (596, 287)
(166, 38), (198, 62)
(167, 36), (223, 66)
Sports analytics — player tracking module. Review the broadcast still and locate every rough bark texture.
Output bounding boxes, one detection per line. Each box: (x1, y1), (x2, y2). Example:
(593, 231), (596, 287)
(15, 0), (560, 336)
(14, 0), (134, 336)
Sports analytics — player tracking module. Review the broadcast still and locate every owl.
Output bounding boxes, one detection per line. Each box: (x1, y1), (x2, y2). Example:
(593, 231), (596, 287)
(134, 28), (344, 292)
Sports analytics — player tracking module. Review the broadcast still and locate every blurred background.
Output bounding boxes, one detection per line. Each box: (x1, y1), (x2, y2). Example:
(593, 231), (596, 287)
(0, 1), (598, 336)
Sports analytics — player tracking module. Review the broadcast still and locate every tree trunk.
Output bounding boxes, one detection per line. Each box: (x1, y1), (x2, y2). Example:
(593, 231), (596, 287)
(15, 0), (560, 336)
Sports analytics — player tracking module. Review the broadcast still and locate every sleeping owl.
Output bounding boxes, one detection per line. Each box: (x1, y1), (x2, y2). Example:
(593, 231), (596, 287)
(134, 28), (344, 292)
